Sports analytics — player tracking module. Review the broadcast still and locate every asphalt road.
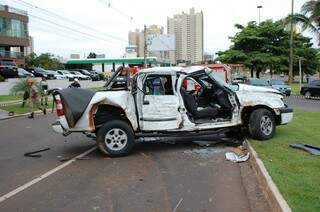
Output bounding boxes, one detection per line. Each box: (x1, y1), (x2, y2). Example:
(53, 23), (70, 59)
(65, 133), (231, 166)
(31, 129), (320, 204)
(284, 95), (320, 111)
(0, 114), (270, 212)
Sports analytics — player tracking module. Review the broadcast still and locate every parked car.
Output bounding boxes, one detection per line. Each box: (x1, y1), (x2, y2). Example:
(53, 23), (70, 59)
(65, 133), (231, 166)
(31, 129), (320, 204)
(18, 68), (34, 78)
(246, 78), (270, 87)
(232, 75), (246, 84)
(72, 69), (100, 81)
(57, 70), (76, 80)
(45, 70), (67, 80)
(44, 70), (56, 80)
(51, 66), (293, 157)
(300, 80), (320, 98)
(0, 59), (18, 78)
(26, 67), (48, 79)
(268, 79), (291, 96)
(68, 70), (91, 80)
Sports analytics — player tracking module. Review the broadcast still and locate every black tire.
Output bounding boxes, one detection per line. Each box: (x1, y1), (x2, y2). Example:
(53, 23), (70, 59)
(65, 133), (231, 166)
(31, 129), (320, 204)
(248, 109), (275, 140)
(97, 120), (135, 157)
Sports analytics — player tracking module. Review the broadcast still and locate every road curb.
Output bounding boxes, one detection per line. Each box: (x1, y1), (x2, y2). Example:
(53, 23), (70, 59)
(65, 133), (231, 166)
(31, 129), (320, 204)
(0, 110), (45, 121)
(247, 140), (292, 212)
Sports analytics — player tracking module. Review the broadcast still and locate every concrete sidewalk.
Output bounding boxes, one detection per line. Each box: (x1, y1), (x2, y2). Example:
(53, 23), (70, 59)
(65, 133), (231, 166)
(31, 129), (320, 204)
(0, 109), (8, 119)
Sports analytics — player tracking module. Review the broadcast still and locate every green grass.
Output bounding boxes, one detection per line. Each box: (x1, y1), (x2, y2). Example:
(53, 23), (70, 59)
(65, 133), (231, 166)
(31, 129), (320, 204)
(251, 111), (320, 212)
(290, 83), (301, 95)
(0, 102), (53, 114)
(0, 94), (23, 102)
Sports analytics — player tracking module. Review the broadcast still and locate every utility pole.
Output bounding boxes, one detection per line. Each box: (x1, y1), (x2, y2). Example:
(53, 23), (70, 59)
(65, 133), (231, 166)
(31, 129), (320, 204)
(257, 5), (263, 24)
(143, 25), (147, 68)
(299, 57), (302, 89)
(288, 0), (294, 84)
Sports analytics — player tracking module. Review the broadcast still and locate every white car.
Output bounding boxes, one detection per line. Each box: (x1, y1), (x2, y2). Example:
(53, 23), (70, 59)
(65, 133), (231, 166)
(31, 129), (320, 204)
(46, 70), (67, 80)
(52, 66), (293, 157)
(68, 70), (91, 80)
(57, 70), (76, 79)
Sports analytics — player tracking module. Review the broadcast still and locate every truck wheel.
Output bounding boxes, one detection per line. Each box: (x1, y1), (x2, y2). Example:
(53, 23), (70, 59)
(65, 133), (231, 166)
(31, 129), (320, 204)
(248, 109), (275, 140)
(97, 120), (134, 157)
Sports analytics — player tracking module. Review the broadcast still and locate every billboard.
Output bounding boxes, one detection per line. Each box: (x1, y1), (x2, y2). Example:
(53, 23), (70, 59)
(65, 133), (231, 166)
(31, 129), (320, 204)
(148, 34), (175, 51)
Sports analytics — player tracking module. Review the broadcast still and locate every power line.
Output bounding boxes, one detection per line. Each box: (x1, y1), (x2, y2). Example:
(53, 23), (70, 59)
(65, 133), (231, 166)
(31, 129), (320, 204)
(11, 0), (128, 43)
(98, 1), (173, 53)
(29, 13), (121, 44)
(98, 0), (133, 21)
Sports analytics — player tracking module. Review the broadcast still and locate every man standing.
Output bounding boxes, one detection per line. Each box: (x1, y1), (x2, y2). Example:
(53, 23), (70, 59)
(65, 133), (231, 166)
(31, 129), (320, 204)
(27, 78), (46, 119)
(40, 77), (48, 106)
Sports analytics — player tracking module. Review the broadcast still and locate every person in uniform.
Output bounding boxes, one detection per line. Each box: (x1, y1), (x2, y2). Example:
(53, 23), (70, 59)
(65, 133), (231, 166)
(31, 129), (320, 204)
(27, 78), (46, 119)
(40, 77), (49, 106)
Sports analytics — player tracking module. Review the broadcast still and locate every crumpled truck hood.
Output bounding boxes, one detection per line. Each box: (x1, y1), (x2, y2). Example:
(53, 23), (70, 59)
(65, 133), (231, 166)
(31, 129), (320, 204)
(235, 84), (284, 108)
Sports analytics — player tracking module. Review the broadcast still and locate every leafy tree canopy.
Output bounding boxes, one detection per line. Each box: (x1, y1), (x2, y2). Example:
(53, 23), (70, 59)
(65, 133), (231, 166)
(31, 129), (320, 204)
(217, 20), (319, 78)
(25, 53), (64, 70)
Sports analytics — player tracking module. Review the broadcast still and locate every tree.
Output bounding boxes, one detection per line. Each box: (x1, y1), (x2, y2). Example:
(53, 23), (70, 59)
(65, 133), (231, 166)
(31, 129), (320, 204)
(87, 52), (97, 58)
(218, 20), (319, 78)
(218, 21), (288, 78)
(25, 53), (64, 70)
(289, 0), (320, 44)
(25, 53), (39, 68)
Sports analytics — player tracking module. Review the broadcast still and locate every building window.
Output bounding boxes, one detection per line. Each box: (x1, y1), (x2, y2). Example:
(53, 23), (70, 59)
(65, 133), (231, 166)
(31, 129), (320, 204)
(0, 18), (28, 38)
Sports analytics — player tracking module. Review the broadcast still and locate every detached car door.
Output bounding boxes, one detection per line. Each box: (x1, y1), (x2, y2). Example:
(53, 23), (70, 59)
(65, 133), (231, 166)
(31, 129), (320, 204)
(137, 73), (182, 131)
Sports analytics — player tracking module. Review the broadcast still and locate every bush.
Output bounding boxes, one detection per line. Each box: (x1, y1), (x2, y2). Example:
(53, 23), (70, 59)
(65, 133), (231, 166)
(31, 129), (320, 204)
(0, 75), (5, 82)
(10, 78), (43, 96)
(10, 79), (29, 95)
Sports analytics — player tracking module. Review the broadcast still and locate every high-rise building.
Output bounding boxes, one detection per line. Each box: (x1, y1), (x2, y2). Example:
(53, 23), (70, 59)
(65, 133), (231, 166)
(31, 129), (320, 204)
(128, 25), (164, 58)
(128, 29), (144, 57)
(167, 8), (203, 64)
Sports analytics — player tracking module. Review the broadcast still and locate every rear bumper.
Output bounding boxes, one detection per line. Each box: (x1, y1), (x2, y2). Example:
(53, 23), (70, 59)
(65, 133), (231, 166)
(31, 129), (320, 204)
(52, 121), (65, 134)
(279, 108), (293, 125)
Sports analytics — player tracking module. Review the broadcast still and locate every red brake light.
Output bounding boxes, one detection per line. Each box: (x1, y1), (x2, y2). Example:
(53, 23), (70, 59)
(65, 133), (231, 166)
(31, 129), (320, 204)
(55, 95), (65, 116)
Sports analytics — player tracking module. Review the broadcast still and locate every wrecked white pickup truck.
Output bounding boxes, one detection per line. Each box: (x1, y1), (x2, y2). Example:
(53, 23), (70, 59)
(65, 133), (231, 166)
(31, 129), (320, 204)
(52, 66), (293, 157)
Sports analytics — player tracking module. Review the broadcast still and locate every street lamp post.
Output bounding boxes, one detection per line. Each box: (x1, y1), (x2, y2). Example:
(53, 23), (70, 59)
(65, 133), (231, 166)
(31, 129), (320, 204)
(257, 5), (263, 24)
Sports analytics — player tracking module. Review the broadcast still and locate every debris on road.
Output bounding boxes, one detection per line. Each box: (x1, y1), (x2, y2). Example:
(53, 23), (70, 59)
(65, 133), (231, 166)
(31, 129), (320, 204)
(225, 152), (250, 163)
(290, 143), (320, 156)
(225, 143), (250, 163)
(24, 148), (51, 158)
(8, 111), (14, 116)
(182, 147), (225, 159)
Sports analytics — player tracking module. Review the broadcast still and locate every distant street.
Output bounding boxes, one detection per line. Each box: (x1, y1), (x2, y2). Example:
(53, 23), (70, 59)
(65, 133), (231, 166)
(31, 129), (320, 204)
(0, 78), (106, 95)
(0, 114), (270, 211)
(284, 96), (320, 111)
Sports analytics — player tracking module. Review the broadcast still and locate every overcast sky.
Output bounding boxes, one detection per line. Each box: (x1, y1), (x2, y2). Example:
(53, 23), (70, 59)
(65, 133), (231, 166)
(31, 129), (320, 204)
(2, 0), (308, 58)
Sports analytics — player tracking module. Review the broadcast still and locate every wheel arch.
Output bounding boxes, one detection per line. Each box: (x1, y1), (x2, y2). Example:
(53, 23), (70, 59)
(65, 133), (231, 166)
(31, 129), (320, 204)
(93, 104), (135, 132)
(241, 105), (280, 126)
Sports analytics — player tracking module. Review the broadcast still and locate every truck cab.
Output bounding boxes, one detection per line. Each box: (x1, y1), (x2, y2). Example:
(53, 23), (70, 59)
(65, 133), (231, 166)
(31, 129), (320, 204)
(52, 66), (293, 157)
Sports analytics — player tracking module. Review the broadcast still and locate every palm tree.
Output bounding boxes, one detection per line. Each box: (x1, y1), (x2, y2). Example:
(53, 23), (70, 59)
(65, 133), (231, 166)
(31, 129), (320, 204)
(290, 0), (320, 43)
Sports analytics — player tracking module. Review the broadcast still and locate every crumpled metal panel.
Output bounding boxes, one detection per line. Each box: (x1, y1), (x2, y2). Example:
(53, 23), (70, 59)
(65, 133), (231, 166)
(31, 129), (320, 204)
(72, 91), (138, 131)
